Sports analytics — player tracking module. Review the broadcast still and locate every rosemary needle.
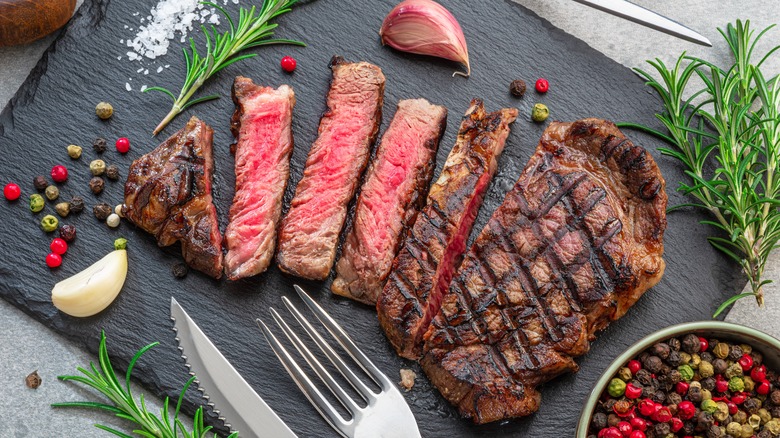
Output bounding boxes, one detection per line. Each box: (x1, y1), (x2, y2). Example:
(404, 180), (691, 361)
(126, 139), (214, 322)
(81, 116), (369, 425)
(146, 0), (304, 135)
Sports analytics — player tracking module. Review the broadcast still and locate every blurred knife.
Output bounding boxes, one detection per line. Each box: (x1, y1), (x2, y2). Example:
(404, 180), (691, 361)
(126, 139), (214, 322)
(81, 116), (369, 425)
(171, 297), (297, 438)
(572, 0), (712, 46)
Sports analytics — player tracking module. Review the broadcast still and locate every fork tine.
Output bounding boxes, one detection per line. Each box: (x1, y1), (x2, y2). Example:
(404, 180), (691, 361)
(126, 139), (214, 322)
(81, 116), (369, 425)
(293, 285), (392, 389)
(281, 296), (376, 400)
(269, 307), (362, 414)
(257, 317), (349, 436)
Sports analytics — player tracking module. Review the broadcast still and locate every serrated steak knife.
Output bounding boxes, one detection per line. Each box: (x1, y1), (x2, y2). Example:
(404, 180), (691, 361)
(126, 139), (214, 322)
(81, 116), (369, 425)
(171, 297), (297, 438)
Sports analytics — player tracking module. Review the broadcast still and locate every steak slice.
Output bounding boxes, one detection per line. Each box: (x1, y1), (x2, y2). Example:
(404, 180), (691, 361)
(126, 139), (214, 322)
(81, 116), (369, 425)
(124, 116), (224, 279)
(276, 56), (385, 280)
(332, 98), (447, 305)
(377, 100), (518, 360)
(421, 119), (667, 423)
(224, 78), (295, 280)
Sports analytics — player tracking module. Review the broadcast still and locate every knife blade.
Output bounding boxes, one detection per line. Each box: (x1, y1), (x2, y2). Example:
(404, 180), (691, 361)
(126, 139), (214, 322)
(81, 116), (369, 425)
(171, 297), (297, 438)
(572, 0), (712, 47)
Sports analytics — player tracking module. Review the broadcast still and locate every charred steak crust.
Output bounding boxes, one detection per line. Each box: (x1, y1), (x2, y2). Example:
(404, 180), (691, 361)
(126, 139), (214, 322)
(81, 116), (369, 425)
(224, 78), (296, 280)
(332, 98), (448, 305)
(124, 116), (224, 279)
(276, 56), (385, 281)
(421, 119), (667, 424)
(377, 100), (518, 360)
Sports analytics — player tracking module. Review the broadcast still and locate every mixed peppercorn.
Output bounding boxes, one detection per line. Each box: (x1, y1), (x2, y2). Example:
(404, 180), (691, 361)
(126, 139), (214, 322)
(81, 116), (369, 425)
(589, 334), (780, 438)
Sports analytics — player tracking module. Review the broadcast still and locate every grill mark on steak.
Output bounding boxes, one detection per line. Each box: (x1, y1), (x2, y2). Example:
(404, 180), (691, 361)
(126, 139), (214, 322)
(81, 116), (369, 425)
(421, 119), (667, 424)
(332, 99), (447, 304)
(377, 100), (518, 360)
(223, 78), (295, 280)
(124, 116), (224, 279)
(276, 56), (385, 280)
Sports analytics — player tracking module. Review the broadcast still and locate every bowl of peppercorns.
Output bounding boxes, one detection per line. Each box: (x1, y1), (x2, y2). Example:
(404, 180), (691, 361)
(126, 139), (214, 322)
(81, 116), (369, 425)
(578, 321), (780, 438)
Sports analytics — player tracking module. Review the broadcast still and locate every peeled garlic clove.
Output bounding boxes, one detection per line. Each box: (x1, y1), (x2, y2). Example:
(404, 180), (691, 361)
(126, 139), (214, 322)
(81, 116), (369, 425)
(51, 248), (128, 317)
(380, 0), (471, 77)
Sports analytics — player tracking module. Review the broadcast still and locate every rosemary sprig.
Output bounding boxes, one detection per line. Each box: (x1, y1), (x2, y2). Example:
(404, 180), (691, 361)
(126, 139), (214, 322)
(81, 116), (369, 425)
(621, 20), (780, 317)
(146, 0), (304, 135)
(53, 331), (238, 438)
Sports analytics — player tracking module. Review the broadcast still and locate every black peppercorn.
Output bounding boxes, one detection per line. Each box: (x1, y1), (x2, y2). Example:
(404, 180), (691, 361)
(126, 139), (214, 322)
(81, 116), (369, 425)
(591, 412), (607, 430)
(636, 369), (653, 385)
(606, 413), (620, 427)
(604, 398), (617, 411)
(89, 177), (105, 195)
(668, 337), (681, 351)
(706, 424), (722, 438)
(744, 397), (761, 414)
(770, 406), (780, 418)
(68, 196), (85, 214)
(689, 386), (703, 403)
(93, 137), (107, 154)
(682, 333), (701, 354)
(696, 410), (714, 430)
(751, 350), (764, 367)
(770, 389), (780, 405)
(666, 392), (682, 406)
(172, 262), (189, 279)
(644, 355), (663, 374)
(666, 350), (682, 367)
(509, 79), (527, 98)
(701, 376), (716, 391)
(713, 358), (728, 375)
(93, 202), (112, 221)
(669, 369), (682, 385)
(33, 175), (48, 191)
(700, 351), (714, 363)
(728, 344), (743, 361)
(758, 429), (772, 438)
(106, 165), (120, 181)
(652, 343), (671, 359)
(652, 389), (666, 404)
(653, 422), (670, 436)
(25, 370), (42, 389)
(59, 224), (76, 242)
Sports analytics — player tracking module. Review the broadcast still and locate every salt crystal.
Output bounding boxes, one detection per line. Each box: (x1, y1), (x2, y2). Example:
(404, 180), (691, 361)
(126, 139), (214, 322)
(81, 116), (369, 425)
(141, 85), (148, 92)
(137, 67), (144, 73)
(144, 69), (149, 75)
(157, 66), (164, 73)
(126, 83), (132, 91)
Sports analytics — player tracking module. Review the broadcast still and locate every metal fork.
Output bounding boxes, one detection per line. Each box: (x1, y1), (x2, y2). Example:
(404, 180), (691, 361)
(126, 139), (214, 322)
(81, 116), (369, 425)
(257, 285), (421, 438)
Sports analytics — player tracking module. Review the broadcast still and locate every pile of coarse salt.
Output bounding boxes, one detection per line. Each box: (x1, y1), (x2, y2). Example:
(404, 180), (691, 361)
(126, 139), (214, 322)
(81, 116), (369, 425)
(123, 0), (240, 91)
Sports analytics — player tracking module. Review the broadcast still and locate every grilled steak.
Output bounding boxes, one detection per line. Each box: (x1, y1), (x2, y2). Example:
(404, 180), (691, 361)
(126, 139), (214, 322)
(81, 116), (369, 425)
(332, 98), (448, 304)
(224, 78), (295, 280)
(421, 119), (667, 423)
(277, 56), (385, 280)
(124, 116), (224, 279)
(377, 100), (518, 360)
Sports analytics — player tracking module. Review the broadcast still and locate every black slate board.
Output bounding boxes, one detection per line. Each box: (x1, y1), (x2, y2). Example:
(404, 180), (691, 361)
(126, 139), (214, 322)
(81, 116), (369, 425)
(0, 0), (743, 436)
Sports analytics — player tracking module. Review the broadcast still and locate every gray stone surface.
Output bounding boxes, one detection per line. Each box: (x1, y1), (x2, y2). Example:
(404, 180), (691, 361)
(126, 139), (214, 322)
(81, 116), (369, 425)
(0, 1), (778, 436)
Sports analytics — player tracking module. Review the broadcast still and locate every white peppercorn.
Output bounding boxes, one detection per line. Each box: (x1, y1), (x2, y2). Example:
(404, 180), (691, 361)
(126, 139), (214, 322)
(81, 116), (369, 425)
(106, 213), (120, 228)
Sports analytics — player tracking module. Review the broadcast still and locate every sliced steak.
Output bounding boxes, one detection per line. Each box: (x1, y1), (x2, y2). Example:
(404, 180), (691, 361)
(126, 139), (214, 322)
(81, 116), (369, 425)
(377, 100), (518, 360)
(277, 56), (385, 280)
(421, 119), (667, 423)
(124, 116), (224, 279)
(224, 78), (295, 280)
(332, 98), (447, 305)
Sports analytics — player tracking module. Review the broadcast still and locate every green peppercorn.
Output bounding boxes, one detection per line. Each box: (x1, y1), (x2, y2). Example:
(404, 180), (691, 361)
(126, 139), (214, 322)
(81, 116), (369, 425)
(702, 399), (719, 414)
(67, 144), (82, 159)
(55, 202), (70, 217)
(700, 361), (715, 378)
(29, 194), (44, 213)
(90, 159), (106, 176)
(679, 364), (695, 381)
(729, 376), (746, 392)
(44, 185), (59, 201)
(749, 413), (762, 429)
(702, 388), (712, 401)
(734, 410), (748, 424)
(744, 375), (756, 392)
(691, 353), (702, 369)
(712, 341), (730, 359)
(608, 378), (626, 397)
(758, 408), (771, 424)
(727, 422), (742, 436)
(765, 419), (780, 435)
(114, 238), (128, 250)
(742, 424), (755, 437)
(740, 343), (753, 355)
(617, 367), (632, 381)
(531, 103), (549, 123)
(713, 401), (730, 422)
(680, 351), (692, 365)
(726, 362), (745, 379)
(96, 102), (114, 120)
(40, 215), (58, 232)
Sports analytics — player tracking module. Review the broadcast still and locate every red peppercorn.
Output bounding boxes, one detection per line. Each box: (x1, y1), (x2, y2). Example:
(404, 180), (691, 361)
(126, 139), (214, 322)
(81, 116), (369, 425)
(3, 183), (21, 201)
(638, 399), (656, 417)
(51, 165), (68, 183)
(739, 354), (754, 371)
(751, 364), (767, 382)
(50, 238), (68, 255)
(699, 337), (709, 352)
(757, 381), (771, 395)
(732, 393), (747, 404)
(677, 401), (695, 420)
(280, 56), (297, 73)
(46, 253), (62, 268)
(630, 417), (647, 431)
(617, 421), (632, 436)
(625, 383), (642, 399)
(535, 78), (549, 93)
(652, 406), (672, 423)
(676, 381), (690, 395)
(115, 137), (131, 154)
(627, 360), (642, 375)
(715, 379), (729, 393)
(599, 427), (623, 438)
(727, 401), (738, 415)
(628, 431), (646, 438)
(670, 417), (684, 433)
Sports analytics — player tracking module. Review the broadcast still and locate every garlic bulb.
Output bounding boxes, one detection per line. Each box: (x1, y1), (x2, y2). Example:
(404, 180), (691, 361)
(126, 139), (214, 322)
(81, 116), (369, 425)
(379, 0), (471, 77)
(51, 243), (128, 317)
